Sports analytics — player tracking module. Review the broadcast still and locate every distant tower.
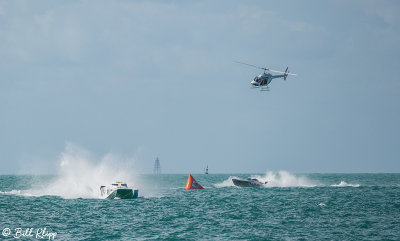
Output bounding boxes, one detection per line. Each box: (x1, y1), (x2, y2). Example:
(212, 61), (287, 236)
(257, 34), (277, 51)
(154, 157), (161, 174)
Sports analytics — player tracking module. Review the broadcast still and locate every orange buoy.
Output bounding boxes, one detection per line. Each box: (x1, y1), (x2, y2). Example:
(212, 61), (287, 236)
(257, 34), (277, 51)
(185, 174), (204, 189)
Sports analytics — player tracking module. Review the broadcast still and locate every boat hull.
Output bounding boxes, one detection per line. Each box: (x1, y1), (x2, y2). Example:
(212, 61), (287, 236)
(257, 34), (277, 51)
(116, 189), (138, 199)
(232, 179), (263, 187)
(106, 189), (139, 199)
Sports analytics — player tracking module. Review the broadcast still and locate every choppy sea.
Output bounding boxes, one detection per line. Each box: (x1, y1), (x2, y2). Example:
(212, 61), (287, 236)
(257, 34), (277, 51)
(1, 172), (400, 240)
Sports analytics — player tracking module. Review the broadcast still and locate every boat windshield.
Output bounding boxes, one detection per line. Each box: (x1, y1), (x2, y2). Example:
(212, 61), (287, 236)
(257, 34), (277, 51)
(112, 184), (118, 186)
(121, 184), (127, 187)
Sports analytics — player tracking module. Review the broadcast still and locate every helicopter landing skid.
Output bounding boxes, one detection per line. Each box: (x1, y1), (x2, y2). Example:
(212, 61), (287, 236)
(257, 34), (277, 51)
(260, 86), (270, 91)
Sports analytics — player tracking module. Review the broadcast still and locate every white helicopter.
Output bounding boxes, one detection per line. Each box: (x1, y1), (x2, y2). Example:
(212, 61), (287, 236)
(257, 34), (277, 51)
(235, 61), (296, 91)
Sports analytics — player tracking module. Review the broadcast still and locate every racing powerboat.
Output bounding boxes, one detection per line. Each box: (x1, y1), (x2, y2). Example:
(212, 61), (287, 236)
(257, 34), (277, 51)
(232, 178), (267, 187)
(100, 181), (139, 199)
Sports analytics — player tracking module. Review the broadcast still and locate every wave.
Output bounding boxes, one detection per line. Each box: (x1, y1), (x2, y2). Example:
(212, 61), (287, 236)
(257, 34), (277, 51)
(215, 171), (316, 188)
(331, 181), (360, 187)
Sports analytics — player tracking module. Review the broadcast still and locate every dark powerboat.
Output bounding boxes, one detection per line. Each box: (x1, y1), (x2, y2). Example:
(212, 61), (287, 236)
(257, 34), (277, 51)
(232, 178), (267, 187)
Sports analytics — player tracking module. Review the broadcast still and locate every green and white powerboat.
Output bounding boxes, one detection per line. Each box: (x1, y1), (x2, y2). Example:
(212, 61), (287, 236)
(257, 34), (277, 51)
(100, 181), (139, 199)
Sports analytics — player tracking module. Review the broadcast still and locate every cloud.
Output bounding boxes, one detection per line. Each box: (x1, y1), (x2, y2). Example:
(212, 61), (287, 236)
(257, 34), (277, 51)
(363, 0), (400, 26)
(0, 3), (85, 65)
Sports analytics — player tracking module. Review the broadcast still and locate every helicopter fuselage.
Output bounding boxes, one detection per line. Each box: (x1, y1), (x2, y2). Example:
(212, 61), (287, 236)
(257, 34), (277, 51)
(250, 73), (276, 87)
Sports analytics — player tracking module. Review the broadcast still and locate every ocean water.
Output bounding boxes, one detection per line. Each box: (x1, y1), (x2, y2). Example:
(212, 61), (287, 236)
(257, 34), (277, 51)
(1, 172), (400, 240)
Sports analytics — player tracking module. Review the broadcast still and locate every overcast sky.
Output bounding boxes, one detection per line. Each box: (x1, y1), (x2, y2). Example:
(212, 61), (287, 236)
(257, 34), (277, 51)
(1, 0), (399, 174)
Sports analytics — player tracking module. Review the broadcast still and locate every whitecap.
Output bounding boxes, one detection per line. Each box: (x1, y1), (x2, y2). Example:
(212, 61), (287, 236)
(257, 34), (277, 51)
(331, 180), (360, 187)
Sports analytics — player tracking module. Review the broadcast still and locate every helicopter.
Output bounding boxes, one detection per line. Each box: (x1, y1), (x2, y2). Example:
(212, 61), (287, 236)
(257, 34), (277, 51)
(235, 61), (296, 91)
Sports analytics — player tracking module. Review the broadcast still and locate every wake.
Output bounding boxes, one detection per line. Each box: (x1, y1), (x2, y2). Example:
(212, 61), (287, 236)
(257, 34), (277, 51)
(215, 171), (316, 188)
(4, 143), (140, 199)
(214, 171), (362, 188)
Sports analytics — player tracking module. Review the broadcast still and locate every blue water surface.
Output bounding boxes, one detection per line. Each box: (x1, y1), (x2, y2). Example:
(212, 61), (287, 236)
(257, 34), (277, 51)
(1, 174), (399, 240)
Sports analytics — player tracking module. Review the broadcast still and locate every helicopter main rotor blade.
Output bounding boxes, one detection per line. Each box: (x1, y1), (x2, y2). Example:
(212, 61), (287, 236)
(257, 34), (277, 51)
(234, 61), (269, 71)
(269, 69), (297, 76)
(234, 61), (296, 75)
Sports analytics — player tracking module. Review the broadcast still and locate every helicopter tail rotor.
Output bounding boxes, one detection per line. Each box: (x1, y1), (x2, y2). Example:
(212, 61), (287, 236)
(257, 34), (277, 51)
(284, 67), (288, 80)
